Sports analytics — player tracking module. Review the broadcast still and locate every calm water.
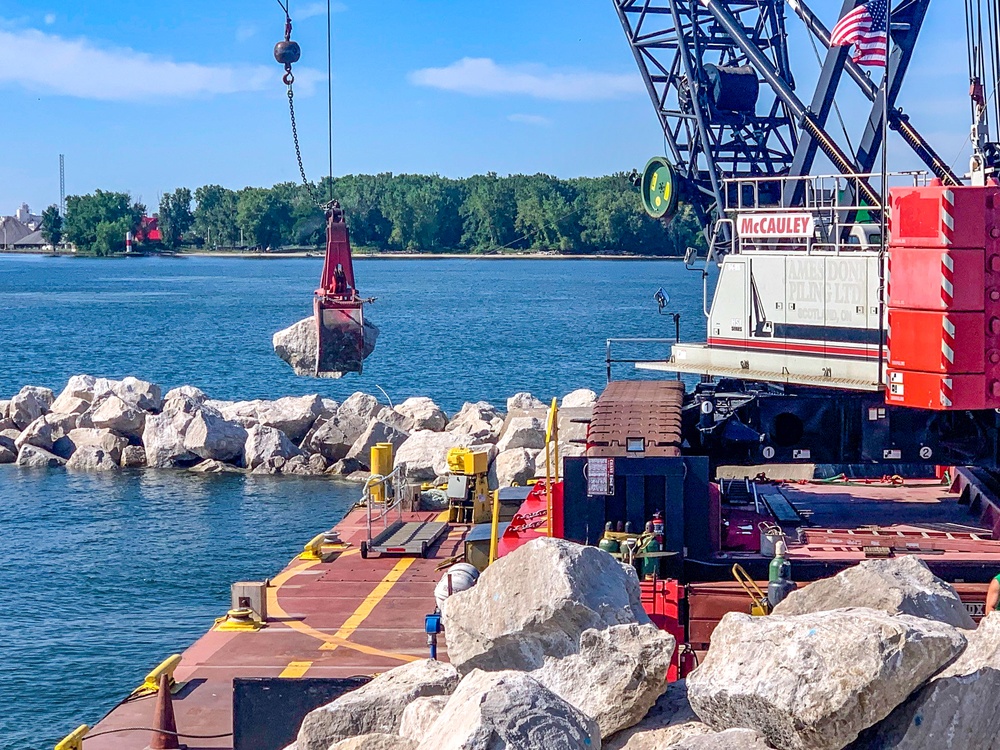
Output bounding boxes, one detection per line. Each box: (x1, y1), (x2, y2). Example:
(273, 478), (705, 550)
(0, 254), (712, 750)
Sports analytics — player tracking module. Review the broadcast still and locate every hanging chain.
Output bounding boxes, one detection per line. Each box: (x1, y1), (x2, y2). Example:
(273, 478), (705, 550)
(287, 86), (311, 191)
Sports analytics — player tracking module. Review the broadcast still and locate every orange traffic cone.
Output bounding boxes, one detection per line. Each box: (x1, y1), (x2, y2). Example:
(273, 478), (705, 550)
(149, 672), (180, 749)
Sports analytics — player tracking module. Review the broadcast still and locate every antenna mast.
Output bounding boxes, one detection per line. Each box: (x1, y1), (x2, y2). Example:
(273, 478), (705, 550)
(59, 154), (65, 215)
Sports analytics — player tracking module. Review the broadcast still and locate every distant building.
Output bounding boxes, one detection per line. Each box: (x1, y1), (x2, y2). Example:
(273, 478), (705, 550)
(0, 216), (33, 248)
(136, 216), (162, 243)
(13, 229), (47, 249)
(14, 203), (42, 230)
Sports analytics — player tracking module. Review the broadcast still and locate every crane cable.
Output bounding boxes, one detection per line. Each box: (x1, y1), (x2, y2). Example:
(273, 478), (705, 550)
(275, 0), (335, 205)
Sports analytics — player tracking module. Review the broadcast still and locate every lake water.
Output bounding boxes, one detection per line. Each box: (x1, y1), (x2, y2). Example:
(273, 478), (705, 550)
(0, 254), (713, 750)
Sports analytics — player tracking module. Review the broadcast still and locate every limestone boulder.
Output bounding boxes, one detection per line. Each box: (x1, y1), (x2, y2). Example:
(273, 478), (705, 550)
(374, 405), (411, 432)
(10, 386), (54, 429)
(57, 375), (100, 402)
(329, 735), (417, 750)
(0, 436), (16, 464)
(496, 416), (546, 452)
(605, 680), (713, 750)
(113, 376), (163, 412)
(340, 391), (383, 424)
(296, 659), (458, 750)
(672, 729), (773, 750)
(182, 411), (247, 463)
(346, 420), (409, 468)
(447, 401), (505, 443)
(49, 394), (91, 416)
(164, 385), (208, 404)
(245, 425), (302, 471)
(216, 400), (264, 428)
(561, 389), (598, 408)
(686, 607), (968, 750)
(492, 448), (539, 488)
(67, 446), (120, 472)
(189, 459), (245, 474)
(399, 696), (449, 742)
(0, 399), (9, 419)
(15, 413), (79, 456)
(84, 394), (146, 441)
(121, 445), (147, 468)
(507, 392), (546, 411)
(142, 399), (201, 468)
(394, 430), (482, 482)
(273, 316), (379, 379)
(304, 418), (357, 464)
(772, 555), (976, 629)
(443, 537), (650, 673)
(395, 397), (448, 432)
(419, 669), (600, 750)
(328, 456), (366, 476)
(282, 454), (327, 476)
(255, 395), (324, 443)
(850, 612), (1000, 750)
(16, 444), (66, 468)
(533, 623), (674, 736)
(66, 428), (129, 464)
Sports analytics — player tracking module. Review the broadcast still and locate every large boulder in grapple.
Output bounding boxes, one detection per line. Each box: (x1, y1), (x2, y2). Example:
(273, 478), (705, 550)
(274, 316), (378, 379)
(772, 555), (976, 629)
(442, 537), (650, 674)
(686, 607), (968, 750)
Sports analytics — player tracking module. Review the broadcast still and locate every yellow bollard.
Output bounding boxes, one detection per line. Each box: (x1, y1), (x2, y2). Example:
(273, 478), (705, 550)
(370, 442), (394, 505)
(55, 725), (89, 750)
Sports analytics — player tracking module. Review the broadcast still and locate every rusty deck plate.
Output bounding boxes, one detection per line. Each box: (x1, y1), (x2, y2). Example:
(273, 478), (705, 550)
(588, 380), (684, 457)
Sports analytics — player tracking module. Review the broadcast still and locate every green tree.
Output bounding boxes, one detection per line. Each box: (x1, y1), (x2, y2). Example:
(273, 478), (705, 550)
(158, 188), (194, 249)
(40, 205), (63, 246)
(63, 190), (145, 256)
(236, 188), (293, 249)
(460, 173), (518, 251)
(193, 185), (239, 247)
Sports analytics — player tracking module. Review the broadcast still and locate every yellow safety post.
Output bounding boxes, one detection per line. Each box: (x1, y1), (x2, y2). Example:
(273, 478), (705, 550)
(132, 654), (182, 697)
(488, 489), (501, 566)
(370, 442), (394, 505)
(545, 398), (559, 537)
(54, 725), (89, 750)
(300, 532), (327, 560)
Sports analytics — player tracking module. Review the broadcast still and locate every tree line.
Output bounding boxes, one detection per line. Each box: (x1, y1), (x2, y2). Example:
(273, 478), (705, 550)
(42, 173), (705, 256)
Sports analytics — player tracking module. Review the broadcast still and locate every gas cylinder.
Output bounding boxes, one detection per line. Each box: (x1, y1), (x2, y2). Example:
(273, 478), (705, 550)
(598, 522), (620, 555)
(640, 521), (661, 579)
(767, 540), (795, 608)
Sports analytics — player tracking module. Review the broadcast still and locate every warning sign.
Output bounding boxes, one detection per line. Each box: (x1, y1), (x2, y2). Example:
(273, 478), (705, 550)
(587, 457), (615, 496)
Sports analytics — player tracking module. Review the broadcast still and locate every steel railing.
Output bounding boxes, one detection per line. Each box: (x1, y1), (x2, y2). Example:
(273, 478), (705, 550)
(605, 338), (678, 382)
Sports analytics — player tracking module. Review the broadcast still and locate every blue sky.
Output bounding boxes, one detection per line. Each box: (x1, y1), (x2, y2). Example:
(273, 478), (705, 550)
(0, 1), (975, 214)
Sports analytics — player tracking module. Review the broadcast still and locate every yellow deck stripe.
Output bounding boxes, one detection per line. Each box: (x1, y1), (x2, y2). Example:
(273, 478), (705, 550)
(320, 557), (417, 651)
(278, 661), (312, 678)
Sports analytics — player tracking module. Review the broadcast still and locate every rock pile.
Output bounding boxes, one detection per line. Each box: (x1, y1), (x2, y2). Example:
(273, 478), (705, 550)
(0, 376), (590, 484)
(289, 545), (994, 750)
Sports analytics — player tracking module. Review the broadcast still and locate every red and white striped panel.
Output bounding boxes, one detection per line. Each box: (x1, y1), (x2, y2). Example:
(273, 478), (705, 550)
(940, 189), (956, 246)
(941, 252), (955, 307)
(941, 316), (956, 370)
(941, 377), (954, 408)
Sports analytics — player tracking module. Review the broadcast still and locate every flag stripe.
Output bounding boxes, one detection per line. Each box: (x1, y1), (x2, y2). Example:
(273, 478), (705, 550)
(830, 1), (888, 68)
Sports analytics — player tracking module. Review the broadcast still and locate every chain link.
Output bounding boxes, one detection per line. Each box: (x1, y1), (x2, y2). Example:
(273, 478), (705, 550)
(287, 85), (328, 207)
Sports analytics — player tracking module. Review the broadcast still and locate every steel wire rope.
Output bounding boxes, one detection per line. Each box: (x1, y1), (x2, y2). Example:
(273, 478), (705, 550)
(81, 727), (233, 740)
(951, 0), (1000, 171)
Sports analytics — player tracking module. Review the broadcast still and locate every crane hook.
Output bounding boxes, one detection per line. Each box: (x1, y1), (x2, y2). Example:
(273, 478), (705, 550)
(274, 11), (301, 84)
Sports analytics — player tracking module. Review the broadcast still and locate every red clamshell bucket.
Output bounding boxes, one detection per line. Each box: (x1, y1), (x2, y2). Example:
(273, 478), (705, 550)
(314, 203), (366, 376)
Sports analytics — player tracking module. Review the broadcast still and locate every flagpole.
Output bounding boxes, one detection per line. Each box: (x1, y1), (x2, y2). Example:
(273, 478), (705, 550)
(878, 31), (890, 389)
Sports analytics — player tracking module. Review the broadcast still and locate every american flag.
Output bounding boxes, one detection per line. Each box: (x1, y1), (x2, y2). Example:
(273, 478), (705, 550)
(830, 0), (889, 67)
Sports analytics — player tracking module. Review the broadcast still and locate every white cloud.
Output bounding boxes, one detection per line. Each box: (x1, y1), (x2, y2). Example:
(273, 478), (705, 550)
(0, 25), (321, 101)
(297, 2), (348, 20)
(409, 57), (642, 102)
(43, 13), (55, 25)
(508, 113), (552, 126)
(236, 23), (257, 42)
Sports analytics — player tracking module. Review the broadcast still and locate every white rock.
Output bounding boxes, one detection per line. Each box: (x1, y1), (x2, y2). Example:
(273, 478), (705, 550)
(67, 445), (120, 472)
(340, 392), (383, 424)
(394, 430), (482, 482)
(304, 418), (358, 463)
(394, 397), (448, 432)
(346, 420), (409, 467)
(671, 729), (772, 750)
(164, 385), (208, 403)
(419, 669), (600, 750)
(273, 316), (379, 379)
(142, 400), (200, 468)
(16, 444), (66, 468)
(443, 537), (650, 673)
(852, 612), (1000, 749)
(189, 459), (245, 474)
(496, 416), (546, 452)
(182, 411), (247, 463)
(281, 454), (327, 476)
(66, 428), (129, 464)
(533, 623), (674, 737)
(772, 555), (976, 629)
(447, 401), (505, 443)
(605, 680), (713, 750)
(296, 659), (458, 750)
(85, 394), (146, 441)
(245, 425), (302, 470)
(255, 395), (324, 443)
(120, 445), (147, 468)
(561, 388), (598, 408)
(10, 386), (54, 429)
(218, 400), (264, 428)
(15, 413), (78, 456)
(399, 696), (449, 742)
(57, 375), (99, 402)
(686, 608), (968, 750)
(49, 394), (91, 416)
(329, 735), (416, 750)
(492, 448), (539, 488)
(507, 392), (546, 411)
(0, 436), (16, 464)
(0, 399), (9, 419)
(114, 376), (163, 412)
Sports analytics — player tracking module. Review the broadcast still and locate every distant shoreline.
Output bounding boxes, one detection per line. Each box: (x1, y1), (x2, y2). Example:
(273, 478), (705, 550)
(0, 249), (682, 261)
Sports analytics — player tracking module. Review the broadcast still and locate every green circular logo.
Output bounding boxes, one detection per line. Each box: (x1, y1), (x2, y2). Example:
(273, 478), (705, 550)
(641, 157), (679, 220)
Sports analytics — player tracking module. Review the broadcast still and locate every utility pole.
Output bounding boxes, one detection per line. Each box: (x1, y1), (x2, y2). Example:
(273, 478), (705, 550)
(59, 154), (65, 216)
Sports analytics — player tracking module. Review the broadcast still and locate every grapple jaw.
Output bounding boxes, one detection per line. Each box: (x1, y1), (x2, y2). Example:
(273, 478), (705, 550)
(314, 296), (366, 377)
